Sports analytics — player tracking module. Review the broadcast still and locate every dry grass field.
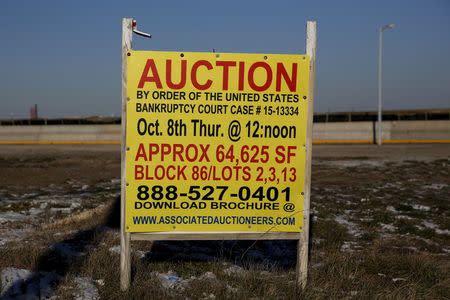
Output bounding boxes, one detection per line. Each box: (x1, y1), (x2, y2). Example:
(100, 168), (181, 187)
(0, 144), (448, 299)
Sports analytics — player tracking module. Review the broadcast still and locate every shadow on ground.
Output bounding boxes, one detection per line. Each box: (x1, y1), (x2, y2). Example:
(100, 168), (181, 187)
(146, 239), (297, 269)
(3, 196), (298, 297)
(2, 196), (121, 298)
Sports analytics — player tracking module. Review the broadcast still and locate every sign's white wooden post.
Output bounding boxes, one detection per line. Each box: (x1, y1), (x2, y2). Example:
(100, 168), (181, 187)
(120, 17), (133, 291)
(297, 20), (317, 290)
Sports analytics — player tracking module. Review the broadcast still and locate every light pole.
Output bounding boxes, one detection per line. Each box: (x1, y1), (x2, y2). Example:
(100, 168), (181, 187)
(377, 23), (395, 145)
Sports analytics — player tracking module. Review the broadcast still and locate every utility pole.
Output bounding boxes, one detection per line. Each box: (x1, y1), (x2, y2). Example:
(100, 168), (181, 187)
(377, 23), (395, 145)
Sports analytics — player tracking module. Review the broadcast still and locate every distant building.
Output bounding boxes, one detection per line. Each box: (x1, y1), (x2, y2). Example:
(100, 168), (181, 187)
(30, 104), (38, 119)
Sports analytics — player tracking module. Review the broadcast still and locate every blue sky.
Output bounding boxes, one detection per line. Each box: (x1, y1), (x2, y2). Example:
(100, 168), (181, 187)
(0, 0), (449, 117)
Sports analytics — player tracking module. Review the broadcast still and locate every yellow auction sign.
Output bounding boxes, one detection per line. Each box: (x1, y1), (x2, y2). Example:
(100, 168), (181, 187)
(119, 18), (317, 291)
(125, 50), (310, 232)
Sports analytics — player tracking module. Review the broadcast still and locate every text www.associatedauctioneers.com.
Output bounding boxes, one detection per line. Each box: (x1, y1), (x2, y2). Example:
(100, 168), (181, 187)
(132, 215), (296, 226)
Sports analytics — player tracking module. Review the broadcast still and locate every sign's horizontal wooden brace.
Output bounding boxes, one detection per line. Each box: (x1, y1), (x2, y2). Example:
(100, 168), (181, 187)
(130, 231), (301, 241)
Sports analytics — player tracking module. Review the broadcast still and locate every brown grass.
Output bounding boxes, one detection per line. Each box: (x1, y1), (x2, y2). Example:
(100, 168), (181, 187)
(0, 155), (448, 299)
(1, 205), (448, 299)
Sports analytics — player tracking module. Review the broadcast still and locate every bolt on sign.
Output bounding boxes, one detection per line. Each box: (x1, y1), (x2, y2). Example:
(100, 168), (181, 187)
(125, 51), (310, 233)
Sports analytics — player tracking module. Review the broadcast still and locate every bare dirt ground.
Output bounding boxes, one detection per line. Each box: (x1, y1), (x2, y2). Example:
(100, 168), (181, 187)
(0, 144), (447, 190)
(0, 145), (120, 191)
(0, 144), (449, 299)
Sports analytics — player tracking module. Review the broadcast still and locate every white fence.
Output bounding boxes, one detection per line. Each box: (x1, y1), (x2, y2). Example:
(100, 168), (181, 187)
(0, 120), (449, 144)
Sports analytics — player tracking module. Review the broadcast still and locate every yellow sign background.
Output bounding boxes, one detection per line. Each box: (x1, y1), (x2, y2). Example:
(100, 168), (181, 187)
(126, 50), (310, 232)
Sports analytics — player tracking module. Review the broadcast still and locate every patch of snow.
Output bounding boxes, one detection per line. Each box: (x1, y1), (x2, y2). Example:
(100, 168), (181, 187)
(422, 221), (450, 235)
(199, 272), (216, 281)
(200, 292), (216, 299)
(28, 207), (43, 216)
(380, 223), (396, 232)
(73, 277), (99, 300)
(178, 272), (218, 291)
(396, 215), (413, 220)
(223, 265), (245, 276)
(391, 246), (418, 252)
(412, 204), (430, 212)
(50, 207), (72, 214)
(153, 271), (181, 289)
(109, 245), (121, 255)
(94, 279), (105, 286)
(53, 230), (77, 237)
(226, 284), (238, 294)
(71, 202), (82, 209)
(337, 193), (353, 199)
(152, 271), (224, 294)
(334, 215), (362, 236)
(340, 241), (362, 253)
(312, 262), (324, 269)
(1, 267), (32, 295)
(423, 183), (447, 190)
(0, 228), (30, 246)
(1, 267), (60, 299)
(340, 242), (353, 252)
(422, 221), (436, 229)
(312, 238), (324, 245)
(386, 206), (398, 213)
(21, 193), (39, 199)
(135, 250), (146, 259)
(0, 212), (28, 223)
